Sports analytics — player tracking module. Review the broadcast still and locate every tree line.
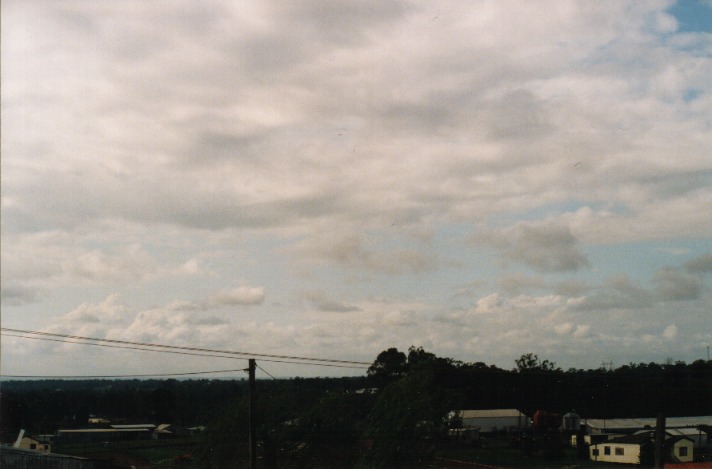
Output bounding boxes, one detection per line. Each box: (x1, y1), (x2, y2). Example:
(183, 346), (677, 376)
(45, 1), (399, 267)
(1, 348), (711, 467)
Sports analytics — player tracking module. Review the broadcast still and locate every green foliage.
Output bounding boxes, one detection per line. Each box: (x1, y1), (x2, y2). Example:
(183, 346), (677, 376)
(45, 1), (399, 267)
(367, 347), (407, 387)
(515, 353), (562, 373)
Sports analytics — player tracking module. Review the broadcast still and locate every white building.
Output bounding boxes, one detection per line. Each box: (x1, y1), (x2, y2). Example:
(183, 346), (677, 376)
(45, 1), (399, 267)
(450, 409), (529, 433)
(589, 432), (694, 465)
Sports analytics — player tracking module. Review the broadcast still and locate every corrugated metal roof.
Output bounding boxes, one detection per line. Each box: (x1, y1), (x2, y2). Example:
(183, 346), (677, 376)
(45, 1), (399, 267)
(586, 416), (712, 430)
(110, 424), (156, 430)
(457, 409), (525, 419)
(58, 429), (150, 433)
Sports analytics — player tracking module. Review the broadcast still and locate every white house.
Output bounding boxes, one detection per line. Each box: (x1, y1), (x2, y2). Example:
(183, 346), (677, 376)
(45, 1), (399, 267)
(589, 432), (694, 465)
(450, 409), (529, 433)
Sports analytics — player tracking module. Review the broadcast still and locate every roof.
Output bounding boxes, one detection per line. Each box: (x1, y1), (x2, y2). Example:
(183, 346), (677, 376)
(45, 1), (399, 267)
(0, 445), (91, 461)
(595, 432), (694, 447)
(585, 416), (712, 431)
(457, 409), (525, 419)
(58, 428), (150, 433)
(110, 424), (156, 430)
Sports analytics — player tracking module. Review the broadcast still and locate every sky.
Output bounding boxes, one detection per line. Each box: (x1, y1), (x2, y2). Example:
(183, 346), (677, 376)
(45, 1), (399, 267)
(1, 0), (711, 379)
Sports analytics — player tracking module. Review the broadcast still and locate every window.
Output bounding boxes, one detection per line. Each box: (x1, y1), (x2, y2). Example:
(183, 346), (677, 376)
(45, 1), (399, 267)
(30, 443), (36, 449)
(604, 446), (611, 455)
(679, 447), (688, 457)
(615, 447), (624, 456)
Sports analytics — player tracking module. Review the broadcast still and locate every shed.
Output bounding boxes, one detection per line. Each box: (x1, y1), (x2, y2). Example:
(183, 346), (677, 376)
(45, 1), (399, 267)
(450, 409), (529, 433)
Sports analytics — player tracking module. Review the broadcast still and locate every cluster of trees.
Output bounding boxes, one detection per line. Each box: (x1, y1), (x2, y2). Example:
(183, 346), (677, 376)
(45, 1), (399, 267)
(2, 349), (711, 467)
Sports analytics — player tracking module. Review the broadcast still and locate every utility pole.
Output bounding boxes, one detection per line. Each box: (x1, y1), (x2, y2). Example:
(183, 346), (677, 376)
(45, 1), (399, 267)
(655, 413), (666, 469)
(248, 359), (257, 469)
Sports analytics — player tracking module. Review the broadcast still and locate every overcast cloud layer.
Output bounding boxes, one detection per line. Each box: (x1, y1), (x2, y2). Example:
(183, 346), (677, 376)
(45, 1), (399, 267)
(2, 0), (711, 378)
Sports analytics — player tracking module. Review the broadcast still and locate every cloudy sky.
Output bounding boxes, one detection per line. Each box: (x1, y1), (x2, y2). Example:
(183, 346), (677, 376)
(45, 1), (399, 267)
(2, 0), (711, 379)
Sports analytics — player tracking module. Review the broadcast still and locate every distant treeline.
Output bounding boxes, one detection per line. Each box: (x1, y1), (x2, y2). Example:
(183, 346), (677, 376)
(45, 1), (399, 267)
(2, 349), (711, 467)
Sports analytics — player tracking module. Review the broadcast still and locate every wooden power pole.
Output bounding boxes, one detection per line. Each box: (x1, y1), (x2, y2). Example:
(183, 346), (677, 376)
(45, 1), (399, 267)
(249, 359), (257, 469)
(655, 413), (666, 469)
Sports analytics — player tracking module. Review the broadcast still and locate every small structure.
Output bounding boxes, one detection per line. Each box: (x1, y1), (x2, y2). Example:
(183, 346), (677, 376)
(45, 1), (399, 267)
(449, 409), (529, 433)
(589, 432), (694, 465)
(16, 435), (51, 453)
(561, 411), (581, 432)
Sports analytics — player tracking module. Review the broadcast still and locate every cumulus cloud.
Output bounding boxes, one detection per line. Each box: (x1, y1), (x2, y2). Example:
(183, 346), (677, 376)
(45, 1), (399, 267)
(662, 324), (678, 341)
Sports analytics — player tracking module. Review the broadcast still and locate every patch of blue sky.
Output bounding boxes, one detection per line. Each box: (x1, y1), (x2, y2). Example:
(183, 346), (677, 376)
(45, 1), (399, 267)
(667, 0), (712, 34)
(489, 200), (629, 225)
(583, 238), (712, 286)
(683, 88), (702, 102)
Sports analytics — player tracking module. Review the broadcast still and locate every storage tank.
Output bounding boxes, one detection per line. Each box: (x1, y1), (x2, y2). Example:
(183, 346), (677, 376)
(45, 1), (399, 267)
(561, 411), (581, 432)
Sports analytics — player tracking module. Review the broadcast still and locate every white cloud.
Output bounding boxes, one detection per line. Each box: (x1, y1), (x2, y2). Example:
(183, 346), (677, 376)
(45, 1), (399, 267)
(662, 324), (679, 341)
(2, 0), (711, 376)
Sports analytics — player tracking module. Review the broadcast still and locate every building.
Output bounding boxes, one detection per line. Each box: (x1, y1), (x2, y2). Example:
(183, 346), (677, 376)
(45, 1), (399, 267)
(16, 436), (51, 453)
(584, 415), (712, 435)
(450, 409), (529, 433)
(589, 432), (694, 465)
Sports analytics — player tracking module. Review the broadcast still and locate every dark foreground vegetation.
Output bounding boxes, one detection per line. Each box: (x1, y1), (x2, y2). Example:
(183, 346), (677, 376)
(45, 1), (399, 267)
(2, 348), (711, 468)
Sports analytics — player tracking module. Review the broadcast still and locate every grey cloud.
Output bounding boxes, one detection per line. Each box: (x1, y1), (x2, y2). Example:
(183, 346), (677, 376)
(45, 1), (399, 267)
(487, 222), (590, 273)
(553, 280), (590, 298)
(304, 291), (361, 312)
(498, 273), (547, 295)
(317, 234), (436, 275)
(0, 285), (40, 306)
(576, 274), (653, 311)
(653, 267), (702, 301)
(206, 286), (265, 306)
(315, 301), (361, 313)
(188, 316), (230, 326)
(685, 253), (712, 273)
(485, 89), (555, 142)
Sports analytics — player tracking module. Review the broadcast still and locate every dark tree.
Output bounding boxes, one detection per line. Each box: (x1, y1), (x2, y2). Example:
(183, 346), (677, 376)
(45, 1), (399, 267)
(368, 348), (407, 387)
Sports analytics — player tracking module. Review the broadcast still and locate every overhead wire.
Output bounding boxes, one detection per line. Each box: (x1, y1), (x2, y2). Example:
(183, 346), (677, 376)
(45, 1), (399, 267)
(0, 368), (249, 379)
(1, 328), (370, 366)
(255, 362), (277, 380)
(0, 328), (371, 377)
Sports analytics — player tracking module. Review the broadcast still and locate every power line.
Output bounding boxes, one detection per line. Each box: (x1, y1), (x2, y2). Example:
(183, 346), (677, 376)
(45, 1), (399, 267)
(0, 368), (248, 379)
(255, 362), (277, 380)
(2, 332), (368, 371)
(1, 327), (370, 370)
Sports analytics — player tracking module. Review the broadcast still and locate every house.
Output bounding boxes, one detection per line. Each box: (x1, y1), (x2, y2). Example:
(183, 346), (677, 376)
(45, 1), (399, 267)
(589, 431), (694, 464)
(571, 432), (623, 448)
(15, 436), (51, 453)
(449, 409), (529, 433)
(666, 427), (709, 449)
